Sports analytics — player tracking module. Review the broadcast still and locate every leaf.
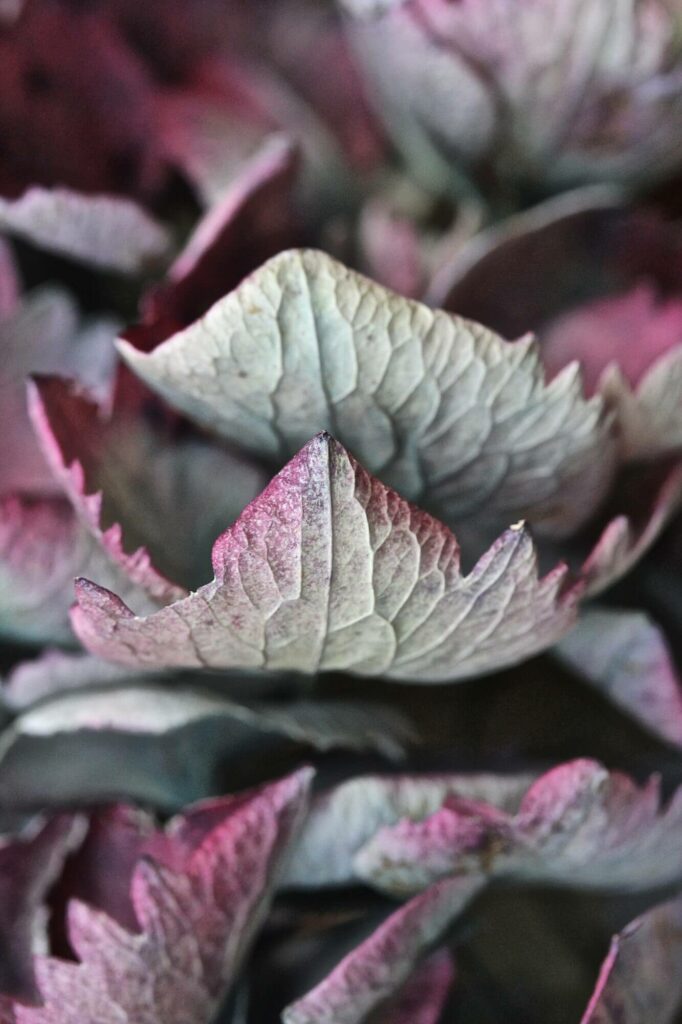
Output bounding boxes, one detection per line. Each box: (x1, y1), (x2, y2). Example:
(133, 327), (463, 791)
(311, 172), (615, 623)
(581, 895), (682, 1024)
(159, 61), (342, 212)
(285, 772), (534, 889)
(127, 134), (300, 359)
(601, 352), (682, 462)
(353, 759), (682, 896)
(146, 135), (299, 331)
(12, 770), (312, 1024)
(70, 433), (581, 681)
(428, 196), (682, 492)
(556, 607), (682, 747)
(0, 646), (413, 806)
(340, 0), (682, 191)
(2, 651), (137, 711)
(0, 4), (166, 199)
(0, 679), (414, 806)
(0, 496), (158, 646)
(118, 248), (616, 538)
(0, 238), (18, 317)
(0, 0), (22, 26)
(2, 651), (414, 760)
(29, 376), (266, 599)
(0, 189), (169, 273)
(282, 876), (481, 1024)
(159, 87), (276, 208)
(428, 186), (627, 318)
(1, 289), (116, 497)
(542, 286), (682, 461)
(580, 463), (682, 597)
(375, 948), (455, 1024)
(0, 816), (85, 1002)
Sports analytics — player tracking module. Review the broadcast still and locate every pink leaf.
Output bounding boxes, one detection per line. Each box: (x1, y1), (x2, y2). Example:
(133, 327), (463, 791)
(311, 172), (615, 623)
(70, 433), (580, 681)
(581, 895), (682, 1024)
(285, 771), (532, 889)
(543, 286), (682, 460)
(0, 493), (160, 644)
(354, 759), (682, 896)
(0, 816), (85, 1002)
(557, 607), (682, 747)
(14, 770), (312, 1024)
(0, 289), (115, 498)
(282, 876), (480, 1024)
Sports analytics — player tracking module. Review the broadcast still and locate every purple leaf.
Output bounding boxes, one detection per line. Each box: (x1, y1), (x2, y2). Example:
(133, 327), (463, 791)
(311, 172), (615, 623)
(70, 433), (580, 680)
(1, 289), (116, 498)
(556, 607), (682, 747)
(282, 876), (481, 1024)
(29, 375), (267, 598)
(581, 895), (682, 1024)
(0, 4), (166, 200)
(285, 772), (534, 889)
(354, 759), (682, 896)
(0, 496), (157, 645)
(0, 816), (85, 1002)
(543, 286), (682, 460)
(12, 770), (312, 1024)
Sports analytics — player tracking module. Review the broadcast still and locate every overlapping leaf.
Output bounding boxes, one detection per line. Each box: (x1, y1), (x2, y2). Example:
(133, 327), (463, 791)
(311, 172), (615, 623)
(340, 0), (682, 192)
(71, 432), (580, 681)
(0, 496), (157, 645)
(353, 759), (682, 896)
(119, 248), (616, 538)
(581, 895), (682, 1024)
(285, 771), (534, 888)
(29, 376), (265, 601)
(1, 289), (116, 497)
(557, 607), (682, 746)
(10, 770), (312, 1024)
(282, 876), (480, 1024)
(0, 676), (412, 807)
(0, 815), (85, 1001)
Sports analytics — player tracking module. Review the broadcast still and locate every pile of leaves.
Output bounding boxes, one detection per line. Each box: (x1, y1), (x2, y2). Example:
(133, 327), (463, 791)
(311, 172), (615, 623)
(2, 1), (682, 1021)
